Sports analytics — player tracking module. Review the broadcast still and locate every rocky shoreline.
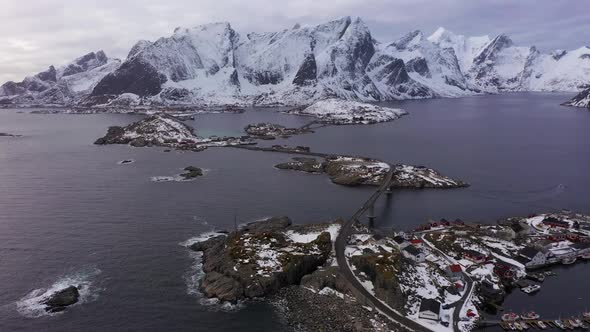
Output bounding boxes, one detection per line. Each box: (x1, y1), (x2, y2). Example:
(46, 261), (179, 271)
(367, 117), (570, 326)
(188, 217), (337, 303)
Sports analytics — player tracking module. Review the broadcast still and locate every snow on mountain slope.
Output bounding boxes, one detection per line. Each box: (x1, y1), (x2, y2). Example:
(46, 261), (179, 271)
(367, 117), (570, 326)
(519, 46), (590, 91)
(467, 34), (533, 91)
(3, 18), (590, 108)
(379, 30), (474, 97)
(428, 27), (490, 74)
(0, 51), (120, 105)
(562, 88), (590, 108)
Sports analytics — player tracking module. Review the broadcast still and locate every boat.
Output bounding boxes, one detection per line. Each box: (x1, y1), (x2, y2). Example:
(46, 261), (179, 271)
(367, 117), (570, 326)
(522, 284), (541, 294)
(537, 321), (547, 329)
(508, 323), (516, 330)
(521, 311), (541, 320)
(572, 318), (583, 328)
(503, 312), (521, 322)
(555, 320), (566, 330)
(563, 319), (573, 330)
(515, 322), (524, 331)
(562, 256), (577, 265)
(584, 312), (590, 320)
(521, 322), (529, 330)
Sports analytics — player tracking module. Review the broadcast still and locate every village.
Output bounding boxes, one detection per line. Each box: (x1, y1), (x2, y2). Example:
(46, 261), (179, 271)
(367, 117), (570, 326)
(343, 211), (590, 332)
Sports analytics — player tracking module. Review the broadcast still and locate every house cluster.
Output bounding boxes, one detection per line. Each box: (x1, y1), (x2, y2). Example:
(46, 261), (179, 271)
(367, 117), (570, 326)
(516, 240), (590, 269)
(394, 235), (427, 263)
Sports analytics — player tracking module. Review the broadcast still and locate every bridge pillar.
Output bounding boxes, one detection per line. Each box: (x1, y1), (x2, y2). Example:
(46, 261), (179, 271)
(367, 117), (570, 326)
(385, 186), (393, 195)
(367, 203), (376, 227)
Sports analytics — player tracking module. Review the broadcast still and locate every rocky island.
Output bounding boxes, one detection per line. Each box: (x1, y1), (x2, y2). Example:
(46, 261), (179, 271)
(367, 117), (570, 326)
(276, 156), (468, 188)
(94, 114), (254, 151)
(244, 123), (312, 139)
(286, 99), (407, 125)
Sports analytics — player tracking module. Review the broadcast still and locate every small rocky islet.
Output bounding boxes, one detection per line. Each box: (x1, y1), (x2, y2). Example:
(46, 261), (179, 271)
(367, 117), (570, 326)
(42, 286), (80, 313)
(180, 166), (203, 179)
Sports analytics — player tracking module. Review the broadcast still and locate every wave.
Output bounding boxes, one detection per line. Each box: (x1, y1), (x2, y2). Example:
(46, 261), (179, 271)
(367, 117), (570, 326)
(180, 231), (241, 312)
(16, 268), (102, 318)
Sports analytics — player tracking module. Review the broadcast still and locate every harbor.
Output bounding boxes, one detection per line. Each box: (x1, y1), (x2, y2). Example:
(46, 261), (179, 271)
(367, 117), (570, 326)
(478, 313), (590, 331)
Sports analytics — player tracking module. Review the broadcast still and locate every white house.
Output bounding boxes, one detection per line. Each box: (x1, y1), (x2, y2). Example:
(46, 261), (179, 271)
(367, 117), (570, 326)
(403, 245), (426, 263)
(419, 298), (441, 321)
(518, 247), (547, 268)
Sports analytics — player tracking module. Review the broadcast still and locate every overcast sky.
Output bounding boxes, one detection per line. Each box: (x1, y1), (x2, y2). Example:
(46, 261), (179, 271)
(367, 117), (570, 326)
(1, 0), (589, 82)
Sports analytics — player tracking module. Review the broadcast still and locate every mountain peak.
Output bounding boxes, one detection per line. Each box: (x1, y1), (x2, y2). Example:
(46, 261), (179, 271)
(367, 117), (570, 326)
(391, 30), (424, 50)
(429, 27), (454, 41)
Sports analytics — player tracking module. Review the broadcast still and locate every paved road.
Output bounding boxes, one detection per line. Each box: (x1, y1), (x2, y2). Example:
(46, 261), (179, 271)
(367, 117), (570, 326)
(334, 165), (428, 332)
(231, 143), (429, 330)
(421, 234), (474, 331)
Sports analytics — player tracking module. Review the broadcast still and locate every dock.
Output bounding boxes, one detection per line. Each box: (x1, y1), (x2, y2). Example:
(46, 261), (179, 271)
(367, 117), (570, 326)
(481, 317), (590, 330)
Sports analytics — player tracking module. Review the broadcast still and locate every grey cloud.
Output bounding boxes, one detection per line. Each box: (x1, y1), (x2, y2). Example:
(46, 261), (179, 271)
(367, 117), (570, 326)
(1, 0), (589, 82)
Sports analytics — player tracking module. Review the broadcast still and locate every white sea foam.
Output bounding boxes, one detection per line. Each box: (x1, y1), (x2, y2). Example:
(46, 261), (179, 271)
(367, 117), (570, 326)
(16, 268), (102, 318)
(179, 231), (227, 248)
(181, 231), (242, 311)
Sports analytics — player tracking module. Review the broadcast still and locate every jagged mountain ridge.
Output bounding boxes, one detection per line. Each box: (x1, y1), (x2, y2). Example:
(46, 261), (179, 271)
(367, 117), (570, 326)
(0, 51), (120, 105)
(2, 17), (590, 107)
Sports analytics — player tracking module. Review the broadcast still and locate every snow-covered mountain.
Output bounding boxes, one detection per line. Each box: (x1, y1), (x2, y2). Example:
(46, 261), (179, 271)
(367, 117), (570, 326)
(2, 17), (590, 107)
(0, 51), (120, 106)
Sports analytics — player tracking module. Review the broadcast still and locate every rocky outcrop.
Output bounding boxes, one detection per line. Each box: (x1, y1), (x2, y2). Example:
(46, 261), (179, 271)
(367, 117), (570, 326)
(90, 57), (167, 97)
(244, 123), (311, 139)
(292, 53), (318, 86)
(180, 166), (203, 179)
(189, 217), (333, 303)
(42, 286), (80, 313)
(562, 88), (590, 108)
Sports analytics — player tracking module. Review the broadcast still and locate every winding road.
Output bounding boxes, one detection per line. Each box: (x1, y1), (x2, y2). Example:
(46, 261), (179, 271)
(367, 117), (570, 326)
(334, 165), (429, 332)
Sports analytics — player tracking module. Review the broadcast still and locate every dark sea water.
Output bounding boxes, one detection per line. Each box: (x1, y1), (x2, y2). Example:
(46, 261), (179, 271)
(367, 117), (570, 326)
(0, 93), (589, 331)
